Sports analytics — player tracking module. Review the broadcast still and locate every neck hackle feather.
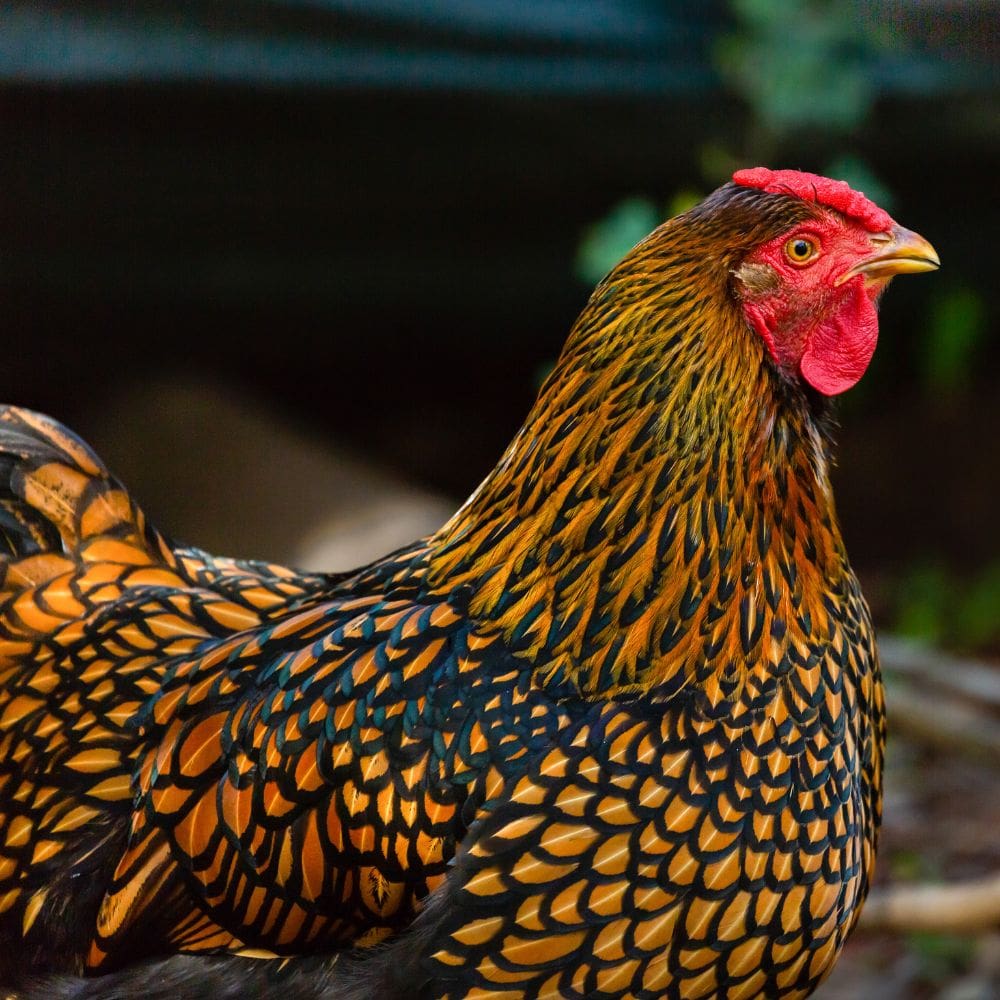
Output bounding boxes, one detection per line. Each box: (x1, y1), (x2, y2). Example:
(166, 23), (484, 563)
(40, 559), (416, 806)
(429, 183), (849, 711)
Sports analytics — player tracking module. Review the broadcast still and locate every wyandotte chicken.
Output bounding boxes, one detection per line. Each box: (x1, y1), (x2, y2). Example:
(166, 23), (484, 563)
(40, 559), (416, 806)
(0, 169), (938, 999)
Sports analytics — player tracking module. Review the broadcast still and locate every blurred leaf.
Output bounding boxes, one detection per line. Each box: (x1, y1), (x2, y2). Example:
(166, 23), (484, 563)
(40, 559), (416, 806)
(575, 197), (660, 285)
(955, 563), (1000, 650)
(716, 0), (887, 135)
(699, 144), (742, 185)
(666, 189), (704, 217)
(888, 848), (936, 882)
(892, 559), (1000, 653)
(894, 562), (950, 645)
(919, 286), (987, 396)
(906, 931), (977, 985)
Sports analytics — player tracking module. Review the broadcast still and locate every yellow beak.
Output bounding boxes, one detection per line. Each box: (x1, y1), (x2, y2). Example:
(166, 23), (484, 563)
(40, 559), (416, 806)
(839, 224), (940, 285)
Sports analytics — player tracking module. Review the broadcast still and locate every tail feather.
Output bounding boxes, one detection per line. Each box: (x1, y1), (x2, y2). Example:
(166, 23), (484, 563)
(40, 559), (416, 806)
(0, 407), (168, 597)
(0, 406), (330, 976)
(0, 408), (179, 974)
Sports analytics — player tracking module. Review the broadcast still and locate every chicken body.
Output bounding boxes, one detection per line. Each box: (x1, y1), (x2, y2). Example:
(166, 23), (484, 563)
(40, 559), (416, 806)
(0, 172), (937, 999)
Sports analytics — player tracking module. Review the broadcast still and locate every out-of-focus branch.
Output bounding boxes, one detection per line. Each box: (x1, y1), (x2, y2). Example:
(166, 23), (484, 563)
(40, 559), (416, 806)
(878, 634), (1000, 763)
(886, 684), (1000, 763)
(861, 873), (1000, 934)
(879, 635), (1000, 710)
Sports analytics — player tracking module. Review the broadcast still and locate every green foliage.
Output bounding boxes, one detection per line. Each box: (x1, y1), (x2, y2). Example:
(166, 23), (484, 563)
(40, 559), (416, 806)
(666, 189), (703, 218)
(894, 561), (950, 646)
(906, 931), (977, 986)
(955, 563), (1000, 651)
(716, 0), (887, 134)
(575, 191), (707, 286)
(919, 286), (988, 396)
(887, 847), (938, 882)
(575, 1), (902, 287)
(575, 197), (661, 286)
(894, 561), (1000, 653)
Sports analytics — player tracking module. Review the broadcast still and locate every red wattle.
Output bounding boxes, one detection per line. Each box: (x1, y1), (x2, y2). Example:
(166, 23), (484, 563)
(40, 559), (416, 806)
(799, 282), (879, 395)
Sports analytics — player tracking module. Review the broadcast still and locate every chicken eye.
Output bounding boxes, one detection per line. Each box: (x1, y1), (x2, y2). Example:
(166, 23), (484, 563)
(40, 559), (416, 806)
(785, 237), (818, 265)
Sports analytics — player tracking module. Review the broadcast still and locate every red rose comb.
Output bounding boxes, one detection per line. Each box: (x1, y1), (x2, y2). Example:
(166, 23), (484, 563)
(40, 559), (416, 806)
(733, 167), (893, 233)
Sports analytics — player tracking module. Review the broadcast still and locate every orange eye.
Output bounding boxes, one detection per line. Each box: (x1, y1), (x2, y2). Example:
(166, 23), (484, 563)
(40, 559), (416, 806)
(785, 236), (818, 265)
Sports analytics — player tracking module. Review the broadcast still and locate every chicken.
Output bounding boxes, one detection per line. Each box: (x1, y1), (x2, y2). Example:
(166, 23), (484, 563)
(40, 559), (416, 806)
(0, 168), (938, 1000)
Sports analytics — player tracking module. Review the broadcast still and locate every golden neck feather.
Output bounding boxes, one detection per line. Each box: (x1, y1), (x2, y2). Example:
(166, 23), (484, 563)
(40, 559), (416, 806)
(425, 215), (850, 700)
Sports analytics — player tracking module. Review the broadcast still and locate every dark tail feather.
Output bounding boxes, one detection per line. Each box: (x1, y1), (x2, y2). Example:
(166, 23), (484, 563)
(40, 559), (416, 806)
(0, 406), (170, 594)
(0, 407), (171, 976)
(7, 954), (350, 1000)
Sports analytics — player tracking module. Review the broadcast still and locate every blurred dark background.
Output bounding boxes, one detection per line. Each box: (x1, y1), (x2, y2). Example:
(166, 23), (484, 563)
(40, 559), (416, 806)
(2, 3), (999, 994)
